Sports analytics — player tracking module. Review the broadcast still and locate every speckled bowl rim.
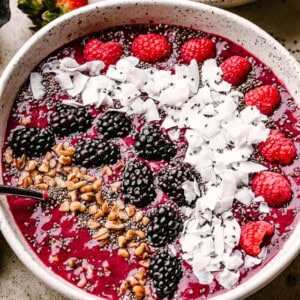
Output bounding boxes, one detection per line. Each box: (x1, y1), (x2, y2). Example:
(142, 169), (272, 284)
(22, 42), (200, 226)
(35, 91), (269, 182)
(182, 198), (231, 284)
(0, 1), (300, 300)
(197, 0), (255, 8)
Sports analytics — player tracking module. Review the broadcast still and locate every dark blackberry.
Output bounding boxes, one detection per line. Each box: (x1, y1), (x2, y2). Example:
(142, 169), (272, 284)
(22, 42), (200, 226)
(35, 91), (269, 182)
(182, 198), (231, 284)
(97, 111), (132, 139)
(158, 162), (199, 206)
(147, 205), (183, 246)
(10, 127), (55, 157)
(121, 160), (156, 207)
(49, 105), (92, 136)
(135, 124), (176, 161)
(74, 139), (119, 168)
(149, 251), (183, 299)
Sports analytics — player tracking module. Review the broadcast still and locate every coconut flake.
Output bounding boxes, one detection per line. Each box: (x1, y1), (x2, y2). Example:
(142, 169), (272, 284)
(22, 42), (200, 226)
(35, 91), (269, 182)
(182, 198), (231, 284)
(216, 269), (240, 289)
(67, 72), (89, 97)
(235, 187), (254, 206)
(55, 72), (73, 90)
(244, 255), (262, 269)
(30, 72), (45, 99)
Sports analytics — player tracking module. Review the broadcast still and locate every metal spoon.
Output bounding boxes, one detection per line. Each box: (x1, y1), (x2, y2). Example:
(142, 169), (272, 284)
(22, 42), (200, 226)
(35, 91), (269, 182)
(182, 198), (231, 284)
(0, 184), (47, 201)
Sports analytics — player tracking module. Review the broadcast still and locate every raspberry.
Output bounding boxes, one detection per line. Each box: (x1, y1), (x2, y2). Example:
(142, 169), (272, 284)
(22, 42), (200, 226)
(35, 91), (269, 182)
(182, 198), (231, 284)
(97, 111), (132, 139)
(146, 205), (183, 247)
(121, 160), (156, 207)
(149, 251), (183, 299)
(135, 124), (176, 161)
(10, 127), (55, 157)
(49, 105), (92, 137)
(83, 38), (122, 69)
(258, 129), (296, 165)
(132, 33), (171, 62)
(240, 221), (274, 256)
(180, 38), (216, 63)
(244, 85), (281, 116)
(252, 171), (292, 207)
(74, 139), (119, 168)
(220, 55), (252, 86)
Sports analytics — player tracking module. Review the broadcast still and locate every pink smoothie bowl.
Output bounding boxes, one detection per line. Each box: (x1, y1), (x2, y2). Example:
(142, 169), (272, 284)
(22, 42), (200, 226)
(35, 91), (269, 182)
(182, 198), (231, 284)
(0, 1), (300, 299)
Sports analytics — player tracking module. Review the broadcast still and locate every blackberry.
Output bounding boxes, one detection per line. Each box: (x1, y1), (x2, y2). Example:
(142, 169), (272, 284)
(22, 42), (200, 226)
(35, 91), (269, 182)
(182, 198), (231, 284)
(97, 111), (132, 139)
(135, 124), (176, 161)
(147, 205), (183, 246)
(149, 251), (183, 299)
(121, 160), (156, 207)
(74, 139), (119, 168)
(158, 162), (198, 206)
(10, 127), (55, 157)
(49, 105), (92, 136)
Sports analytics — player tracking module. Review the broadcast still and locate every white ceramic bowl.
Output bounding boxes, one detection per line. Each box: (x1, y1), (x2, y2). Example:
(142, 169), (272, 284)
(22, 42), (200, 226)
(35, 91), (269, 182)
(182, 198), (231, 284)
(0, 1), (300, 299)
(197, 0), (255, 8)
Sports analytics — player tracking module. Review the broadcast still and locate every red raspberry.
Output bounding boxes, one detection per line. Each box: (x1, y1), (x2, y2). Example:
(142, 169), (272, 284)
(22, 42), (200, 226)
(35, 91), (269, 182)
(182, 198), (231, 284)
(240, 221), (274, 256)
(180, 38), (216, 64)
(220, 55), (252, 86)
(83, 38), (122, 69)
(244, 85), (281, 116)
(258, 129), (297, 165)
(131, 33), (171, 62)
(252, 171), (292, 207)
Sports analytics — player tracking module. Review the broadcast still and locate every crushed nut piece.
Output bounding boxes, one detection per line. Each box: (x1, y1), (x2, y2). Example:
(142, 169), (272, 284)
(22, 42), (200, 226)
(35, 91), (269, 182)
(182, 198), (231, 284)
(135, 211), (143, 223)
(125, 206), (136, 218)
(59, 201), (70, 212)
(135, 243), (147, 256)
(93, 228), (109, 241)
(118, 248), (129, 259)
(25, 160), (39, 172)
(16, 154), (26, 170)
(87, 219), (101, 230)
(118, 236), (127, 248)
(4, 148), (14, 164)
(80, 192), (95, 202)
(102, 165), (113, 176)
(105, 221), (125, 230)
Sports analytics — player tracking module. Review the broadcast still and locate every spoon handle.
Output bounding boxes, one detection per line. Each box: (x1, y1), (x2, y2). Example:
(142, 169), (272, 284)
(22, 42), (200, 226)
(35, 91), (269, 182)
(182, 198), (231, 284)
(0, 185), (44, 201)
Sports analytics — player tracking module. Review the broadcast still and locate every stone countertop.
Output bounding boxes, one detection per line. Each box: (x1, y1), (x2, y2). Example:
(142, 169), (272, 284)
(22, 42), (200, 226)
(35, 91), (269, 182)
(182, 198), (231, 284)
(0, 0), (299, 299)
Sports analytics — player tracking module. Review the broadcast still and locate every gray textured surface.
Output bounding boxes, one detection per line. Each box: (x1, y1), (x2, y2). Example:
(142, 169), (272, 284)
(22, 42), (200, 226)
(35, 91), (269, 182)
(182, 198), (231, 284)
(0, 0), (299, 299)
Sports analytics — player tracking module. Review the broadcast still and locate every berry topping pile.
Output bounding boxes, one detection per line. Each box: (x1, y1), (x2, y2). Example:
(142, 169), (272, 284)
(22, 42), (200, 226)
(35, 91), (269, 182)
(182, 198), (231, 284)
(240, 221), (274, 256)
(10, 127), (55, 157)
(158, 162), (197, 206)
(147, 205), (183, 247)
(258, 129), (297, 165)
(132, 33), (171, 62)
(149, 251), (183, 298)
(135, 124), (176, 161)
(121, 160), (156, 207)
(74, 139), (120, 168)
(83, 38), (122, 69)
(220, 55), (252, 86)
(49, 105), (92, 136)
(252, 171), (292, 207)
(3, 24), (300, 300)
(244, 85), (281, 115)
(180, 37), (216, 63)
(97, 111), (132, 139)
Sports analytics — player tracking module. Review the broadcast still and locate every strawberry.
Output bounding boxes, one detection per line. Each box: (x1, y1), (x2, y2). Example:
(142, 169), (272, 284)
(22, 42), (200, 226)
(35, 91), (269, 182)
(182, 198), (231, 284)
(244, 85), (281, 116)
(83, 39), (123, 69)
(252, 171), (292, 207)
(131, 33), (171, 63)
(258, 129), (297, 165)
(220, 55), (252, 86)
(240, 221), (274, 256)
(18, 0), (88, 31)
(180, 38), (216, 64)
(56, 0), (86, 11)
